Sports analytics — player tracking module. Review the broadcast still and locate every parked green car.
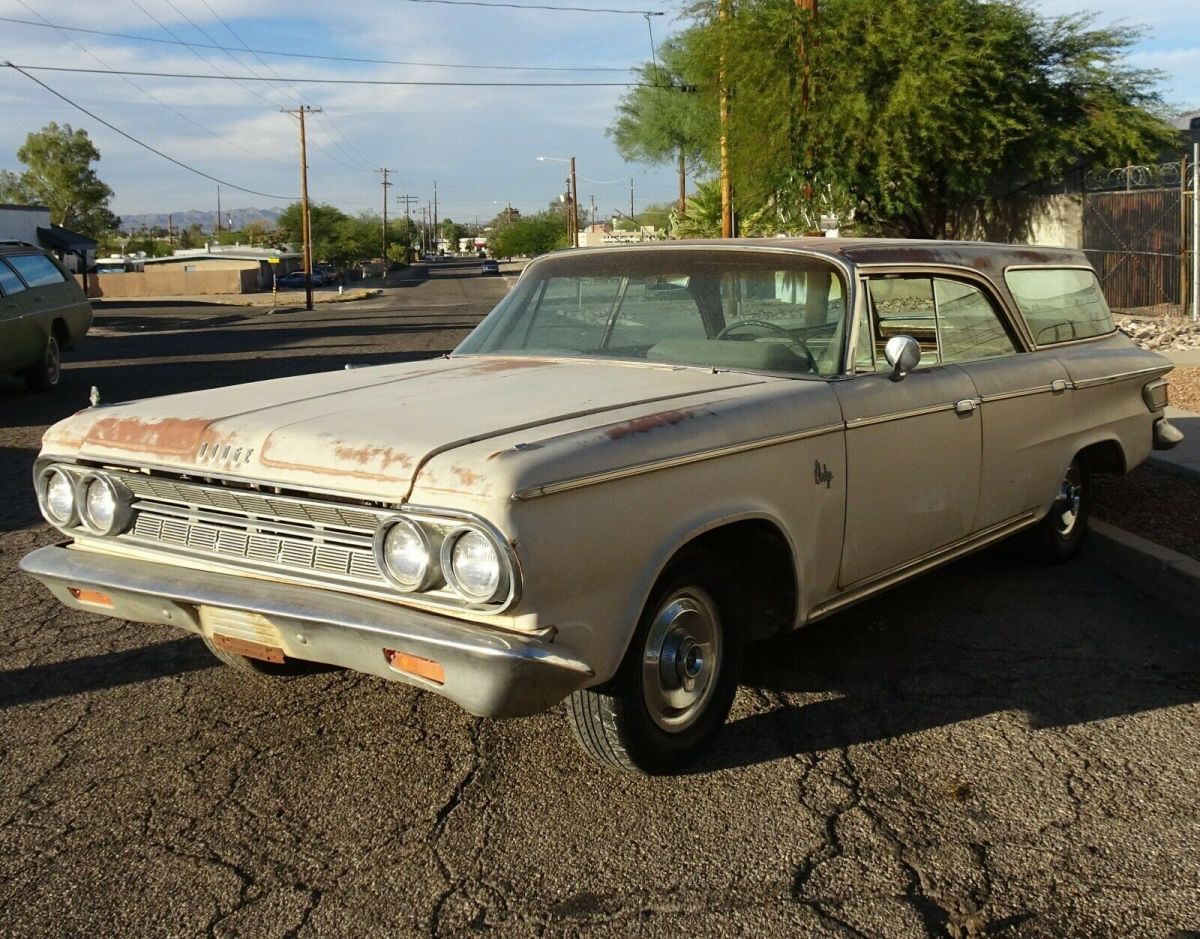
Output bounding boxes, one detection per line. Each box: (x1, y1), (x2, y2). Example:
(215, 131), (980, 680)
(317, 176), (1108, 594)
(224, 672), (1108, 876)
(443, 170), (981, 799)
(0, 243), (92, 392)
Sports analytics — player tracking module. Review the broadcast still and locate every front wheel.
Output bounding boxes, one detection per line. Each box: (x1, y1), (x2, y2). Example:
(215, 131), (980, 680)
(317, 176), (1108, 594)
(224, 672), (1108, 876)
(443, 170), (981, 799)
(1026, 457), (1089, 562)
(565, 553), (743, 774)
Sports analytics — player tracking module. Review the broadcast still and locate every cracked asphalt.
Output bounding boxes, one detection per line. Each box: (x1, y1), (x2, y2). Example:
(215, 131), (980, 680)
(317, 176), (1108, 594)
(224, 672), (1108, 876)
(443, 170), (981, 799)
(2, 261), (1199, 938)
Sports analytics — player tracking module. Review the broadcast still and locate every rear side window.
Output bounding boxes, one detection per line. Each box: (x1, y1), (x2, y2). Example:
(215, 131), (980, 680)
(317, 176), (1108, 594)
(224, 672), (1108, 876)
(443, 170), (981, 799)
(1004, 268), (1114, 346)
(0, 259), (26, 296)
(6, 253), (67, 288)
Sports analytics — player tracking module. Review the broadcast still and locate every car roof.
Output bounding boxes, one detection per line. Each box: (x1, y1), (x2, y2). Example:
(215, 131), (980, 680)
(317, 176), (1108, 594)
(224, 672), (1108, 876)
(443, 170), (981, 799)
(540, 238), (1090, 281)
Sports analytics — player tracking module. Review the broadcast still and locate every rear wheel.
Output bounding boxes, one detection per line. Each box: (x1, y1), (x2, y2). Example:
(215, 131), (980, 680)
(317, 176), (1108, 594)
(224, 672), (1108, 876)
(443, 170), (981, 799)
(23, 333), (61, 392)
(566, 553), (743, 774)
(1026, 457), (1089, 562)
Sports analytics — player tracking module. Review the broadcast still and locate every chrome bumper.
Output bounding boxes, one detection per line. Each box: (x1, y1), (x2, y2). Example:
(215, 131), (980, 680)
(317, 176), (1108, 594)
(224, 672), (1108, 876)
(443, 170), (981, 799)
(19, 545), (593, 718)
(1153, 417), (1184, 451)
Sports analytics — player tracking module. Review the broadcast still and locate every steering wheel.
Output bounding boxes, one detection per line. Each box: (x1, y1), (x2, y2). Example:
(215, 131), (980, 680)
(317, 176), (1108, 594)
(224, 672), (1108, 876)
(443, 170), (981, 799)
(714, 319), (818, 373)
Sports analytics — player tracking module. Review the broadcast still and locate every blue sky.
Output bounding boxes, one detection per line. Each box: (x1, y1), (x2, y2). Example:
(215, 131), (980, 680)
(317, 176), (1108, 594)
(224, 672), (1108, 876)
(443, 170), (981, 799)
(1, 0), (1196, 225)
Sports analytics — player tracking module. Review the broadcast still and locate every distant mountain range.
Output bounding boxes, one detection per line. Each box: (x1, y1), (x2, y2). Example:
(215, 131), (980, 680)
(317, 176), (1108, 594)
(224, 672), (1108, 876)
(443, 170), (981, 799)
(120, 207), (284, 233)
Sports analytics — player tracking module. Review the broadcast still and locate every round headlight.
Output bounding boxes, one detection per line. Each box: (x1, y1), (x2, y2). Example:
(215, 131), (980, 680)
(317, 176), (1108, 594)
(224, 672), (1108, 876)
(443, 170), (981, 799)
(79, 474), (131, 535)
(378, 519), (434, 591)
(443, 528), (504, 602)
(44, 468), (76, 524)
(85, 477), (117, 530)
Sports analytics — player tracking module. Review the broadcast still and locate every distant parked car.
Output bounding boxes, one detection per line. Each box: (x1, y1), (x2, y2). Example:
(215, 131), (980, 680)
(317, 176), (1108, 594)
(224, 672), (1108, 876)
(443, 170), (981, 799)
(314, 264), (342, 284)
(277, 271), (308, 288)
(480, 259), (500, 275)
(0, 242), (91, 392)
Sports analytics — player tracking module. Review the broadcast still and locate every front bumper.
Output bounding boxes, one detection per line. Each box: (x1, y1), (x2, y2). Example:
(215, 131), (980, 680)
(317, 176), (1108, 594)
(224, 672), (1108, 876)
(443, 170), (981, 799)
(19, 545), (593, 718)
(1153, 417), (1184, 451)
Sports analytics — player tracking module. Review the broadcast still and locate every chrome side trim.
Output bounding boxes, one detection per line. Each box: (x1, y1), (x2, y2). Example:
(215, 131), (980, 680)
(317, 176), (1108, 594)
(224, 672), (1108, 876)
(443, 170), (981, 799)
(1071, 365), (1173, 390)
(808, 511), (1038, 622)
(844, 401), (961, 430)
(978, 384), (1072, 404)
(512, 422), (844, 501)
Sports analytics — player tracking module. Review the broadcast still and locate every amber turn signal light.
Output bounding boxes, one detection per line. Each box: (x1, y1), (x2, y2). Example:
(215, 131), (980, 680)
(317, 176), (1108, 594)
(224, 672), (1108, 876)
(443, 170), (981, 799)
(69, 587), (113, 608)
(384, 649), (445, 685)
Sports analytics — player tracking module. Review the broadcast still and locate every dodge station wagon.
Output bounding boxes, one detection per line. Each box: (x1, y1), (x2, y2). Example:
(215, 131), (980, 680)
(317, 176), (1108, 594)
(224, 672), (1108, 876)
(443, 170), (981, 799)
(21, 240), (1182, 773)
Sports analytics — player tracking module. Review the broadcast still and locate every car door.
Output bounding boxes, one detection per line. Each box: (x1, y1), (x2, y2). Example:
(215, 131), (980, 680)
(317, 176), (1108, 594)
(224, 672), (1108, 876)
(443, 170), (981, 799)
(0, 257), (38, 374)
(833, 274), (982, 588)
(934, 275), (1074, 529)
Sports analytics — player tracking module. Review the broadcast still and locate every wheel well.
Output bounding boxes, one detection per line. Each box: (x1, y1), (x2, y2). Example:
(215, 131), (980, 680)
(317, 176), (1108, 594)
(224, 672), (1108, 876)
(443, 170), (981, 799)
(51, 318), (69, 348)
(1078, 439), (1126, 477)
(678, 520), (797, 642)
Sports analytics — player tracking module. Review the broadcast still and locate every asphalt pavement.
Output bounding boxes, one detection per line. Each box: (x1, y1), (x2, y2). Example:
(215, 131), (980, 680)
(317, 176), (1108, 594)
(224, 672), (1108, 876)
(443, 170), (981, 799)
(1, 261), (1198, 938)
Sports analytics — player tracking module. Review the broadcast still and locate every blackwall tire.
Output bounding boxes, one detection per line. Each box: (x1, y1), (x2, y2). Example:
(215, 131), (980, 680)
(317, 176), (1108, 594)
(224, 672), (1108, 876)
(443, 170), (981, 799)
(565, 553), (743, 774)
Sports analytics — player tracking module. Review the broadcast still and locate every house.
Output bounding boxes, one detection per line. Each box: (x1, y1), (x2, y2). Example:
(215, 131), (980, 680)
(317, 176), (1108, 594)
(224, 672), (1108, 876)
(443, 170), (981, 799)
(0, 203), (97, 282)
(142, 244), (301, 290)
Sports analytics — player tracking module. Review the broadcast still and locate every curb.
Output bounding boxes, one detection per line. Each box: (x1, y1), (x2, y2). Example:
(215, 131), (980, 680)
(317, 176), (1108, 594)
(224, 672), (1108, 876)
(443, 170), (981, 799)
(1087, 519), (1200, 621)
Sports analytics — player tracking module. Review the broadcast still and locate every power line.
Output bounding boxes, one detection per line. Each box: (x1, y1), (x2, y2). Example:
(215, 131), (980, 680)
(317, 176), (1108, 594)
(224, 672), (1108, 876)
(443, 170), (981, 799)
(0, 16), (636, 72)
(12, 0), (292, 169)
(127, 0), (369, 174)
(4, 64), (648, 87)
(397, 0), (664, 13)
(198, 0), (376, 170)
(2, 61), (296, 200)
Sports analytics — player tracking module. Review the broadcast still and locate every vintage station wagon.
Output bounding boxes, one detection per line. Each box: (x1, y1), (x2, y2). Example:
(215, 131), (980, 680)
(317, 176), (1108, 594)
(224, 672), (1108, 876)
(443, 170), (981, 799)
(22, 240), (1182, 773)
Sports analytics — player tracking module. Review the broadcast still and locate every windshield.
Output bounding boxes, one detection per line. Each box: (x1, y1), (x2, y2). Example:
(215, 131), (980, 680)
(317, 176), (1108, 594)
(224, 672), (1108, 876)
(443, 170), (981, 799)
(455, 248), (848, 377)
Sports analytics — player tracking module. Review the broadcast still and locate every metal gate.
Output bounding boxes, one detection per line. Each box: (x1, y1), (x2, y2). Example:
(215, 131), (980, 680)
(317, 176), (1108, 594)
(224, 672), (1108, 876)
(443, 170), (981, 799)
(1082, 160), (1192, 318)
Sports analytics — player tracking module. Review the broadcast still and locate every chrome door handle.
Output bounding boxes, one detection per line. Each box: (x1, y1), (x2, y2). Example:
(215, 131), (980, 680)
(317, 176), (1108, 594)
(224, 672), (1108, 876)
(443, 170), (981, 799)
(954, 398), (977, 415)
(1051, 379), (1069, 393)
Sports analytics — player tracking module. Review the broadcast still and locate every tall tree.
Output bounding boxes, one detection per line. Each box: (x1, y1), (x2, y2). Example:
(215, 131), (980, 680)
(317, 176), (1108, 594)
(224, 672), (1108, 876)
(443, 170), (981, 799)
(489, 211), (568, 258)
(0, 122), (119, 236)
(624, 0), (1177, 237)
(610, 36), (717, 213)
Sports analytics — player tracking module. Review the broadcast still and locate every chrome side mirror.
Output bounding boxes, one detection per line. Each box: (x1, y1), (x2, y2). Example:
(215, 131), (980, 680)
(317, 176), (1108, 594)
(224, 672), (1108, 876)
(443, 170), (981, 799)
(884, 335), (921, 382)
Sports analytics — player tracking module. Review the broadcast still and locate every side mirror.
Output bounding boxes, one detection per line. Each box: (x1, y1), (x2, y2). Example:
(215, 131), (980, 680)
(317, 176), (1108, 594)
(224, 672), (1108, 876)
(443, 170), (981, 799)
(884, 335), (921, 382)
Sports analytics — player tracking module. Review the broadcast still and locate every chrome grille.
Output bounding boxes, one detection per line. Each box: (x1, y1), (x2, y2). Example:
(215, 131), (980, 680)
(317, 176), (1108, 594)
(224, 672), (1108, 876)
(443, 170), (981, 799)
(128, 509), (384, 584)
(111, 469), (389, 588)
(119, 473), (381, 530)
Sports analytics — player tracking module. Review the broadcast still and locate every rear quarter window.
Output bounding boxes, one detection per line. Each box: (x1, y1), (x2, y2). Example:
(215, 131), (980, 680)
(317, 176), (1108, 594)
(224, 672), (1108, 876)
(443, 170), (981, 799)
(1004, 268), (1114, 346)
(6, 253), (68, 288)
(0, 258), (26, 296)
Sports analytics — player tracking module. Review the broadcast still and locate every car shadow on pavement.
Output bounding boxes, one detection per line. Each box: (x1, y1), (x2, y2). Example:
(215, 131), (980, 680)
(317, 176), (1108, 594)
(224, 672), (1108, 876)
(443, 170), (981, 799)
(691, 548), (1200, 774)
(0, 637), (217, 710)
(0, 446), (43, 533)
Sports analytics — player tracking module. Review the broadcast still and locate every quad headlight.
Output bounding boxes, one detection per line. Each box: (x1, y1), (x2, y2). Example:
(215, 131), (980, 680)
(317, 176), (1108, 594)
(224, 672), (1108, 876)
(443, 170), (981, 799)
(441, 526), (506, 603)
(374, 514), (513, 606)
(79, 473), (132, 535)
(42, 467), (77, 525)
(376, 518), (437, 591)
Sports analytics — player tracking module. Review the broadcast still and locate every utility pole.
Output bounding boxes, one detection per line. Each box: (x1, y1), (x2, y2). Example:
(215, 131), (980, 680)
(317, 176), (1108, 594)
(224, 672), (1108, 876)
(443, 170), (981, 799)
(216, 185), (222, 235)
(432, 181), (439, 254)
(568, 158), (578, 248)
(630, 177), (635, 226)
(282, 105), (321, 310)
(377, 168), (393, 264)
(719, 0), (733, 238)
(396, 193), (418, 260)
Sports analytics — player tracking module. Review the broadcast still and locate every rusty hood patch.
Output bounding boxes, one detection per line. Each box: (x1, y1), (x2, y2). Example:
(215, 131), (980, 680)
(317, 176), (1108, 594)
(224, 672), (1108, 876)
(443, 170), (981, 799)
(56, 356), (767, 500)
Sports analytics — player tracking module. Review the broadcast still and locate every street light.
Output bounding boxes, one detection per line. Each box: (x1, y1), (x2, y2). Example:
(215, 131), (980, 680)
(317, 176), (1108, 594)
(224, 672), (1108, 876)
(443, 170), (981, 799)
(536, 155), (578, 247)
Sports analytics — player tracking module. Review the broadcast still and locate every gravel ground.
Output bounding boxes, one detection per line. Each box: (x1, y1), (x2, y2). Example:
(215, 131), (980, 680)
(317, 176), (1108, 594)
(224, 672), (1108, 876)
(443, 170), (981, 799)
(1170, 367), (1200, 412)
(1088, 362), (1200, 563)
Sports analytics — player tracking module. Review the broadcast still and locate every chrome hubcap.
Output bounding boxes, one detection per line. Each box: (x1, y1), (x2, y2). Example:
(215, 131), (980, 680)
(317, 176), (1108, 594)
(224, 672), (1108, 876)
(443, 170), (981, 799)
(1054, 463), (1083, 536)
(642, 589), (721, 732)
(45, 338), (61, 384)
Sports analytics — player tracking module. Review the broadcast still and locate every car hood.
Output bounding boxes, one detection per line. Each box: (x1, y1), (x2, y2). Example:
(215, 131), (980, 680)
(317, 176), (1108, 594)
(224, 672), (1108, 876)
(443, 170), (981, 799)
(43, 356), (769, 501)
